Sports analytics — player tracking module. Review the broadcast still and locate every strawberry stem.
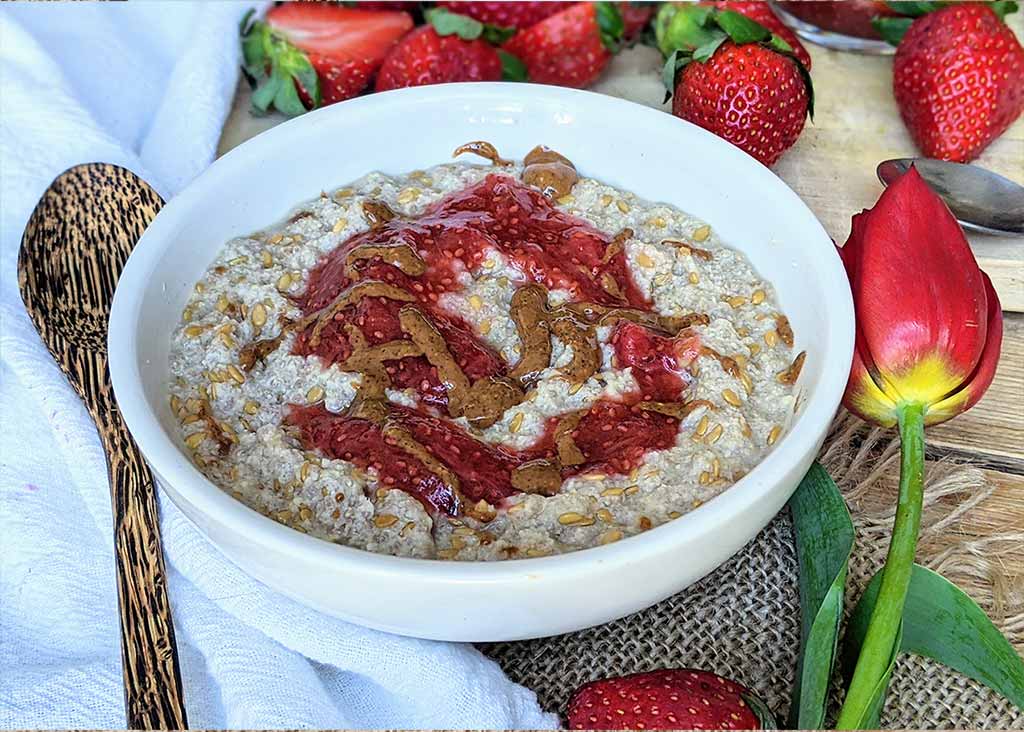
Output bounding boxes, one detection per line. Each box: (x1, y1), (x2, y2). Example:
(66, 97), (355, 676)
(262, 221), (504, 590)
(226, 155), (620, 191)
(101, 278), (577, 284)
(835, 401), (925, 729)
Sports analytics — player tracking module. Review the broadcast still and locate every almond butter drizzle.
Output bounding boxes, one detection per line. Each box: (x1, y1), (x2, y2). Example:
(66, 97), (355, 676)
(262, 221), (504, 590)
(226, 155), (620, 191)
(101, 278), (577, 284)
(344, 242), (426, 278)
(522, 145), (579, 198)
(361, 199), (396, 228)
(775, 314), (794, 347)
(636, 399), (715, 420)
(452, 140), (513, 166)
(777, 351), (806, 385)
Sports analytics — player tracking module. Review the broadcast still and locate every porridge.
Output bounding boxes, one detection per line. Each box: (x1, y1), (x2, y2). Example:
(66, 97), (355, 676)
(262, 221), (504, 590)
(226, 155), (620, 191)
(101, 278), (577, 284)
(168, 142), (805, 561)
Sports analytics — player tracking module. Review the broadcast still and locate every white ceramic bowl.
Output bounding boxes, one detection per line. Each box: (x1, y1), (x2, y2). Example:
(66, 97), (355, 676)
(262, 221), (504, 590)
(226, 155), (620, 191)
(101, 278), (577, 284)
(109, 83), (853, 642)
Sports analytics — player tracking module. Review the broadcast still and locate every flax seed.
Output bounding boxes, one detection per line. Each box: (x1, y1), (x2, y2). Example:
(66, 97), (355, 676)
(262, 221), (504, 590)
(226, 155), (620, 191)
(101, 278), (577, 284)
(625, 485), (640, 495)
(751, 289), (766, 304)
(228, 255), (248, 266)
(185, 431), (206, 449)
(468, 295), (483, 311)
(699, 471), (711, 485)
(616, 199), (630, 213)
(243, 400), (259, 415)
(726, 295), (746, 308)
(397, 187), (420, 205)
(722, 389), (742, 407)
(601, 487), (625, 497)
(768, 425), (782, 445)
(596, 508), (614, 524)
(306, 385), (325, 403)
(764, 330), (779, 347)
(695, 415), (709, 436)
(688, 271), (699, 285)
(599, 529), (624, 545)
(226, 364), (245, 385)
(276, 273), (293, 291)
(251, 303), (268, 328)
(558, 512), (587, 525)
(269, 233), (284, 244)
(636, 252), (655, 268)
(600, 194), (613, 207)
(261, 250), (273, 268)
(184, 324), (206, 338)
(693, 225), (711, 241)
(332, 217), (348, 234)
(706, 424), (724, 444)
(374, 514), (398, 528)
(557, 194), (575, 205)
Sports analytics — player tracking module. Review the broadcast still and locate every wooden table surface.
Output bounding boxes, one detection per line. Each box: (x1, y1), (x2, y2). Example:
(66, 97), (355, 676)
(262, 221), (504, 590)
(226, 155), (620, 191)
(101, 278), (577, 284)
(218, 21), (1024, 646)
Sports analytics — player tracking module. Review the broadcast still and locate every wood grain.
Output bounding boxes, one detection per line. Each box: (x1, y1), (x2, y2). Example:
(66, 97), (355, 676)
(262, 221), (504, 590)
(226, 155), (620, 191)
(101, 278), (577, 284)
(17, 164), (188, 729)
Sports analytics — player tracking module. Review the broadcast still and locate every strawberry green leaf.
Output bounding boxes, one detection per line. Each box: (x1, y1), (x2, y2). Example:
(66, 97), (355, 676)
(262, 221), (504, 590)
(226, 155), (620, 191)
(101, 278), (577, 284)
(787, 463), (854, 729)
(714, 9), (772, 44)
(239, 8), (256, 35)
(768, 34), (794, 54)
(425, 7), (484, 40)
(276, 42), (319, 109)
(250, 70), (281, 115)
(873, 16), (915, 46)
(272, 67), (308, 117)
(793, 53), (815, 121)
(482, 23), (517, 45)
(692, 33), (727, 63)
(884, 1), (944, 17)
(661, 49), (693, 102)
(596, 1), (626, 52)
(991, 0), (1020, 20)
(498, 50), (528, 82)
(241, 20), (272, 79)
(845, 563), (1024, 713)
(655, 3), (718, 57)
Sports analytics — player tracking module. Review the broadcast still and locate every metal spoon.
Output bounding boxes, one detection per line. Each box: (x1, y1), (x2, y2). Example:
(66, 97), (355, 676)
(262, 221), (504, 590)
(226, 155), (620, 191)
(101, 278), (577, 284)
(18, 164), (188, 729)
(877, 158), (1024, 236)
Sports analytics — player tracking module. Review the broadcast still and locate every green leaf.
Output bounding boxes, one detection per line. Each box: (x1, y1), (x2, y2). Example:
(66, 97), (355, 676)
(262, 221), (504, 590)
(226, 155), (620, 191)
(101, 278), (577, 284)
(794, 53), (815, 121)
(250, 70), (281, 114)
(241, 20), (271, 76)
(715, 9), (772, 44)
(425, 7), (484, 40)
(239, 7), (256, 35)
(655, 3), (717, 57)
(768, 33), (794, 55)
(692, 33), (727, 63)
(885, 1), (943, 17)
(991, 0), (1020, 20)
(272, 68), (308, 117)
(873, 16), (915, 46)
(595, 1), (625, 52)
(787, 463), (855, 729)
(482, 23), (517, 45)
(846, 563), (1024, 713)
(498, 50), (528, 82)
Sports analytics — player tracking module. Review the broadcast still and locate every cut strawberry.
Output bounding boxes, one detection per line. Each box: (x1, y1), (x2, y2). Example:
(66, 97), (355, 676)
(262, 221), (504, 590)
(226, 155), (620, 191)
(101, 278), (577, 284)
(240, 4), (413, 114)
(504, 2), (625, 88)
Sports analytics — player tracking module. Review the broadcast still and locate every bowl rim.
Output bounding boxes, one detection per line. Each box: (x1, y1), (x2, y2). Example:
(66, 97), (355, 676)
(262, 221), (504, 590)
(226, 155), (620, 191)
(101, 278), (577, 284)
(109, 82), (854, 582)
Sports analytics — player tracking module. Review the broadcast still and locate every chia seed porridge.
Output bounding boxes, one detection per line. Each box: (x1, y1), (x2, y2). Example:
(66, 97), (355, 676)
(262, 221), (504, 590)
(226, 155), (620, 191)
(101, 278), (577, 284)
(168, 142), (805, 561)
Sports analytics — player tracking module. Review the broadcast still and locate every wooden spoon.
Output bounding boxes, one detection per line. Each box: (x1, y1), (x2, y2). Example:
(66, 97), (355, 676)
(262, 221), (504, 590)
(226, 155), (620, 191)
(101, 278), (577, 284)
(18, 164), (188, 729)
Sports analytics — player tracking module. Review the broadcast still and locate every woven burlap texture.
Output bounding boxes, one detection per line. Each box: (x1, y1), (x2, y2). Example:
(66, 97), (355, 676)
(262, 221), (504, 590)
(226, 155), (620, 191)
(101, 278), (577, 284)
(482, 414), (1024, 728)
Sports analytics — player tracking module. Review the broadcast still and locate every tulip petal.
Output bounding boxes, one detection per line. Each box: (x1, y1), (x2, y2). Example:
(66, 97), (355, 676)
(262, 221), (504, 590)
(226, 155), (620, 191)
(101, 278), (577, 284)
(926, 273), (1003, 426)
(844, 167), (988, 404)
(843, 343), (899, 427)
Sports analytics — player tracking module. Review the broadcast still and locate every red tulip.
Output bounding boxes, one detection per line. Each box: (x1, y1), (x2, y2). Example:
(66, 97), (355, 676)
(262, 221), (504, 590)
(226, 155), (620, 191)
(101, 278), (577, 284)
(834, 165), (1003, 729)
(839, 165), (1002, 428)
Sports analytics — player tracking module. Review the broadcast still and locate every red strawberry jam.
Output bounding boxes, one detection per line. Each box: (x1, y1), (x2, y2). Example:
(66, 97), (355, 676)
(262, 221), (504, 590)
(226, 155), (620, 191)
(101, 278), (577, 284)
(611, 321), (701, 402)
(285, 171), (703, 517)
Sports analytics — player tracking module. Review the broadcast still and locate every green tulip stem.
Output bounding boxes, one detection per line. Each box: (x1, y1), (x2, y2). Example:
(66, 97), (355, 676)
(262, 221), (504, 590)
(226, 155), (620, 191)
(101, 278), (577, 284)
(836, 401), (926, 730)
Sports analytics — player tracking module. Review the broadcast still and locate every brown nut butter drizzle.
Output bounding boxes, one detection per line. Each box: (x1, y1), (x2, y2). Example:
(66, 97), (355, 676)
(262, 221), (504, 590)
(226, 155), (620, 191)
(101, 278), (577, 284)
(237, 142), (730, 519)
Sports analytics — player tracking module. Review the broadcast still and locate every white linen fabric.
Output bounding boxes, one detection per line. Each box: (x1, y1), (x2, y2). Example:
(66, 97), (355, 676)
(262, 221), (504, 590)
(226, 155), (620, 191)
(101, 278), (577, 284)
(0, 4), (557, 728)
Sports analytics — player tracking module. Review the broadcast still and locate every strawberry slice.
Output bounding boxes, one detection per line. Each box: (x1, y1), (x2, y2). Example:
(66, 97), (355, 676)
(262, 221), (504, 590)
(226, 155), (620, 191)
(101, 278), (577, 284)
(240, 4), (413, 115)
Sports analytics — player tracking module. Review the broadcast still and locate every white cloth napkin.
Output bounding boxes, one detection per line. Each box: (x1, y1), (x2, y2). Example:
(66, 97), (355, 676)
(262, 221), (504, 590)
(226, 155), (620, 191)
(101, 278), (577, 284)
(0, 4), (558, 728)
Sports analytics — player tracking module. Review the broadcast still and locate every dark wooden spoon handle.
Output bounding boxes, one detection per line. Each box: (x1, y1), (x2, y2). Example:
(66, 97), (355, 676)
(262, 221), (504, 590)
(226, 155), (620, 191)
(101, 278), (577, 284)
(103, 410), (189, 729)
(17, 163), (187, 728)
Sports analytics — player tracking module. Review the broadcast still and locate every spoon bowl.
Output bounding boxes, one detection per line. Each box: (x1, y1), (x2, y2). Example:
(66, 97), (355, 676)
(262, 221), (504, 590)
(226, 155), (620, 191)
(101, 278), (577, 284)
(877, 158), (1024, 236)
(18, 164), (188, 729)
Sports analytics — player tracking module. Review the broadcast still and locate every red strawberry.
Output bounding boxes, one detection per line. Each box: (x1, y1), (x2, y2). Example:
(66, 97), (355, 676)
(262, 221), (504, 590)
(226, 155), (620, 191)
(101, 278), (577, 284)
(673, 40), (810, 166)
(567, 669), (775, 730)
(349, 1), (419, 10)
(890, 3), (1024, 162)
(619, 2), (655, 41)
(375, 25), (503, 90)
(712, 1), (812, 68)
(503, 2), (624, 88)
(436, 1), (575, 29)
(241, 4), (413, 114)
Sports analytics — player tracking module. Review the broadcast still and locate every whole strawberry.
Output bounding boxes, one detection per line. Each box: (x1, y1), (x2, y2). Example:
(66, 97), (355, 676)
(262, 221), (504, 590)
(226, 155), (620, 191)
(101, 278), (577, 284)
(884, 3), (1024, 162)
(436, 1), (575, 29)
(712, 1), (812, 69)
(566, 669), (776, 730)
(241, 4), (413, 114)
(658, 5), (813, 167)
(504, 2), (625, 88)
(375, 20), (503, 91)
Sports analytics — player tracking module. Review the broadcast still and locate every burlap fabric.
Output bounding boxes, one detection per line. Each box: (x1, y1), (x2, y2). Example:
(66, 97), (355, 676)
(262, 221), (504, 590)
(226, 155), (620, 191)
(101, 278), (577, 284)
(482, 415), (1024, 728)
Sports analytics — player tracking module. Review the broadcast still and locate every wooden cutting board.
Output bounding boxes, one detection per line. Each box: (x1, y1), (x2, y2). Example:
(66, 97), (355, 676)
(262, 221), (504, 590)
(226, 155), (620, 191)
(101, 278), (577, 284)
(219, 16), (1024, 311)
